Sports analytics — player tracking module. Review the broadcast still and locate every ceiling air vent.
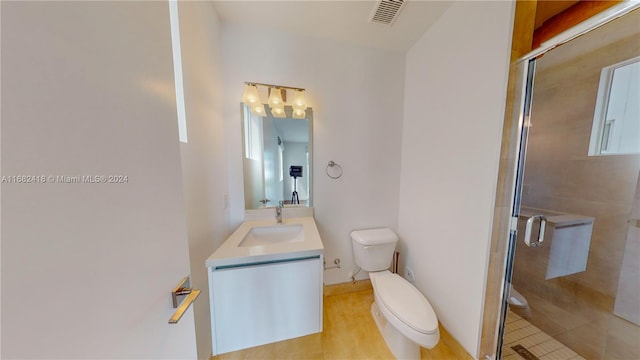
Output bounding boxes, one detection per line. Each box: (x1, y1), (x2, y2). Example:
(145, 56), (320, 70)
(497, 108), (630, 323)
(369, 0), (405, 26)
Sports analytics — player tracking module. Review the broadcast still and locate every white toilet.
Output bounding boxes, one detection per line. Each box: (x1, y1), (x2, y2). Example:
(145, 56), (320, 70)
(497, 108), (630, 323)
(508, 285), (531, 318)
(351, 228), (440, 359)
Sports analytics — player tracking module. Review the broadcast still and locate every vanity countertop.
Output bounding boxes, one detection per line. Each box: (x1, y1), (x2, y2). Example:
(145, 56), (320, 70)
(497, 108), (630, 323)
(205, 216), (324, 269)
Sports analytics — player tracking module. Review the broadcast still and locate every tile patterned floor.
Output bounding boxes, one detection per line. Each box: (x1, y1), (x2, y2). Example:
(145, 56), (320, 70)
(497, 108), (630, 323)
(511, 285), (640, 359)
(213, 286), (460, 359)
(502, 311), (586, 360)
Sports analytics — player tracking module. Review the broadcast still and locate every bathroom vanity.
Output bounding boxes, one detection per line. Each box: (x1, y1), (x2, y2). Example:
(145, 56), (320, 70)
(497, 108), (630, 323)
(206, 209), (324, 355)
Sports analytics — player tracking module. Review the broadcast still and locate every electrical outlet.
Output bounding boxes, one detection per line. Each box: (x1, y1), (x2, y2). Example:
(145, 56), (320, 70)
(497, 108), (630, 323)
(405, 267), (415, 282)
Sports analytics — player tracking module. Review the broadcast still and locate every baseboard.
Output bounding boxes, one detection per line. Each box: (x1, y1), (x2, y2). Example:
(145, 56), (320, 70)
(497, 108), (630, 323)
(439, 324), (473, 360)
(323, 279), (372, 296)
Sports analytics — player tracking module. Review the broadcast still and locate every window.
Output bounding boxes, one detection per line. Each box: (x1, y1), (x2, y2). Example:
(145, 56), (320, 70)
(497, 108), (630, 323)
(243, 105), (262, 160)
(168, 0), (187, 143)
(589, 57), (640, 155)
(278, 145), (284, 182)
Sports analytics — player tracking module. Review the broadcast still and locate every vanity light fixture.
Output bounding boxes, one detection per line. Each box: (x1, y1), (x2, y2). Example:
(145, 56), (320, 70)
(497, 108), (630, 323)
(252, 103), (266, 116)
(292, 109), (306, 119)
(268, 88), (286, 118)
(292, 89), (307, 111)
(271, 105), (286, 118)
(291, 90), (307, 119)
(242, 84), (261, 105)
(268, 87), (285, 108)
(242, 82), (308, 118)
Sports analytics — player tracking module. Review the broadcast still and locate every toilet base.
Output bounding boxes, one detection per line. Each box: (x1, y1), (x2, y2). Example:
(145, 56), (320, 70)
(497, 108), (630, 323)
(509, 305), (532, 319)
(371, 302), (420, 360)
(508, 286), (532, 319)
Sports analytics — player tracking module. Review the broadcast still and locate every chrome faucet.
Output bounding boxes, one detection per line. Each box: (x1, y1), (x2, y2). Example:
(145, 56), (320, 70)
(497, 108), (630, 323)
(275, 201), (284, 224)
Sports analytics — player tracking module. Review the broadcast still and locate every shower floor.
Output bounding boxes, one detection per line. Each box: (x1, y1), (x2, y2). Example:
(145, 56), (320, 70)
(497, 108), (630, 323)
(502, 311), (585, 360)
(506, 283), (640, 360)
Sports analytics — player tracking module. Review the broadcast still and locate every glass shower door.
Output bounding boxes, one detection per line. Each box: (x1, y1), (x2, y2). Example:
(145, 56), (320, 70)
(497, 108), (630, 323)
(501, 9), (640, 360)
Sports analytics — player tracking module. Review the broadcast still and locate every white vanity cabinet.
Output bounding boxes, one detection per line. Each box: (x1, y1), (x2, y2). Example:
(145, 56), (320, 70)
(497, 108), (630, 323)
(208, 255), (323, 355)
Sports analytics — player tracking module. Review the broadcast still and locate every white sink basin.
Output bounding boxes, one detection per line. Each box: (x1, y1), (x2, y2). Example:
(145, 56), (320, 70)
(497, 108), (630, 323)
(239, 224), (304, 247)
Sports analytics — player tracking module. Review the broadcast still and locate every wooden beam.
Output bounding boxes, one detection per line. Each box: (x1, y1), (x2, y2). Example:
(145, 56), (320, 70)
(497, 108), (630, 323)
(533, 0), (622, 48)
(512, 0), (538, 60)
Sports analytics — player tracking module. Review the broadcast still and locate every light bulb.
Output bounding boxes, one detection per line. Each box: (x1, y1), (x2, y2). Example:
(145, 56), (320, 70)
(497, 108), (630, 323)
(252, 104), (266, 116)
(292, 90), (306, 111)
(242, 84), (260, 104)
(268, 88), (284, 107)
(292, 109), (306, 119)
(271, 105), (286, 118)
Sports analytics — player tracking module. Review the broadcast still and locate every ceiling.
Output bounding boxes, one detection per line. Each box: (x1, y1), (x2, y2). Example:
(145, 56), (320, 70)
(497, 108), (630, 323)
(212, 1), (606, 53)
(211, 1), (454, 52)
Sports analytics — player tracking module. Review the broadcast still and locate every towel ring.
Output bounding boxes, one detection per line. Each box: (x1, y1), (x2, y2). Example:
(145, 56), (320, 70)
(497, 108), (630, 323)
(326, 161), (343, 179)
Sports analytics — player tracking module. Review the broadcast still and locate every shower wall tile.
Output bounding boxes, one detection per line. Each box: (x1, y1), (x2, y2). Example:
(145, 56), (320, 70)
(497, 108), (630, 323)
(614, 179), (640, 325)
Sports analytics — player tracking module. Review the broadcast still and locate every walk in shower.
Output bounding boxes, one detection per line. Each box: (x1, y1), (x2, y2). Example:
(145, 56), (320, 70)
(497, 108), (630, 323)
(485, 5), (639, 360)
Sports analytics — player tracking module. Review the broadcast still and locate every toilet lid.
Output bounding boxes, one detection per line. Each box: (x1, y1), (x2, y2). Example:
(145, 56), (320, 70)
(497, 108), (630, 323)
(374, 273), (438, 334)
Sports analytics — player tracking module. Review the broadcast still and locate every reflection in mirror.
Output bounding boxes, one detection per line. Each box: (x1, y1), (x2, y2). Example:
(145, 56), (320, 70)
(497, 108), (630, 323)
(242, 104), (313, 209)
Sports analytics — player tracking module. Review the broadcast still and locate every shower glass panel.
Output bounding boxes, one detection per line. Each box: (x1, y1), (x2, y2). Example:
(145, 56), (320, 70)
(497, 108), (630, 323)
(501, 9), (640, 360)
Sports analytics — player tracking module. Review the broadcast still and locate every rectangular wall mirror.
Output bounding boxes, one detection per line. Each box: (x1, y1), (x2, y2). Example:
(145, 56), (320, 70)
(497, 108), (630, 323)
(241, 104), (313, 209)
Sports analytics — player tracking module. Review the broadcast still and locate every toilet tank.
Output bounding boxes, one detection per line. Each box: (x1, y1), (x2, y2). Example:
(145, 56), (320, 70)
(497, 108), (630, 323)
(351, 228), (398, 272)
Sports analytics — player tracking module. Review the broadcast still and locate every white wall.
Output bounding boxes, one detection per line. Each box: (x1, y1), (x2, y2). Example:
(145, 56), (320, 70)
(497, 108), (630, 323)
(398, 1), (514, 357)
(1, 2), (197, 357)
(222, 24), (405, 284)
(176, 2), (230, 359)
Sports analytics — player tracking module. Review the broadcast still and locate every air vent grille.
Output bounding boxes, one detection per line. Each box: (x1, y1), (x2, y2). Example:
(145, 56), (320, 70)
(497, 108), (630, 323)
(369, 0), (405, 26)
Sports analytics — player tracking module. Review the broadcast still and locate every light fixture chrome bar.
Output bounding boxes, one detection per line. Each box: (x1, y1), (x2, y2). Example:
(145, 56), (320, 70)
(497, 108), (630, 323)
(244, 81), (305, 92)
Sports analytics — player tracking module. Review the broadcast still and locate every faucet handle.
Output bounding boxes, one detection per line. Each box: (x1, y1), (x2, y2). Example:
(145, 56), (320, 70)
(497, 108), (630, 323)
(278, 200), (285, 207)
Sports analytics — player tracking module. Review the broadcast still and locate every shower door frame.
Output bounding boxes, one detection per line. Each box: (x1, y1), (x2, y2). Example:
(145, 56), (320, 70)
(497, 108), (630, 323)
(479, 2), (640, 359)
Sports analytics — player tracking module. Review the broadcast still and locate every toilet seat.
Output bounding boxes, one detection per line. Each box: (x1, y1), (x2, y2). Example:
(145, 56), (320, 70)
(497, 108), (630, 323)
(370, 271), (439, 349)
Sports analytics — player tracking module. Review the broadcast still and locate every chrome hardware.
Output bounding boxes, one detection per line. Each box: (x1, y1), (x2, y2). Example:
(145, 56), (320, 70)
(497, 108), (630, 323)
(259, 198), (271, 205)
(169, 276), (200, 324)
(524, 214), (547, 247)
(323, 258), (341, 270)
(326, 160), (343, 179)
